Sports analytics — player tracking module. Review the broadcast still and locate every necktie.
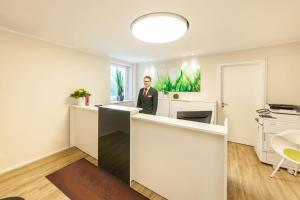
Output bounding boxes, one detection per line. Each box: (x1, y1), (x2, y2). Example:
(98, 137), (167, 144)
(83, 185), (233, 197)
(143, 88), (147, 96)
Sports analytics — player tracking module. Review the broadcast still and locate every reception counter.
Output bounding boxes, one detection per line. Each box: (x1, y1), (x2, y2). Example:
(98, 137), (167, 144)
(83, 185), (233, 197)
(131, 114), (228, 200)
(70, 105), (228, 200)
(70, 105), (98, 158)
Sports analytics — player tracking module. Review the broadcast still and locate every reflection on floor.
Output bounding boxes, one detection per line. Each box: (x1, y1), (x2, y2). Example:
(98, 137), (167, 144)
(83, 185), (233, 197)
(99, 131), (130, 184)
(1, 143), (300, 200)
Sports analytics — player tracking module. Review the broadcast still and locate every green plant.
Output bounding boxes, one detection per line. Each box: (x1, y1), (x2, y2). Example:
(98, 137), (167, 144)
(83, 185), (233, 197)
(116, 70), (124, 97)
(70, 88), (91, 99)
(173, 93), (179, 99)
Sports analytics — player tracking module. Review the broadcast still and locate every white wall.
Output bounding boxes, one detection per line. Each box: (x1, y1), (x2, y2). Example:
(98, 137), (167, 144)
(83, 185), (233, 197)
(136, 42), (300, 105)
(0, 29), (110, 173)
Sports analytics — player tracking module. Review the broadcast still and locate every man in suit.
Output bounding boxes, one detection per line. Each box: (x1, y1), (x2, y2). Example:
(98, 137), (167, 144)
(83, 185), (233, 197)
(137, 76), (158, 115)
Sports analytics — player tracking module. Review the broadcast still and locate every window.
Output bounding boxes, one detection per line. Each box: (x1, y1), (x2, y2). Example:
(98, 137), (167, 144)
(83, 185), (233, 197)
(110, 63), (132, 101)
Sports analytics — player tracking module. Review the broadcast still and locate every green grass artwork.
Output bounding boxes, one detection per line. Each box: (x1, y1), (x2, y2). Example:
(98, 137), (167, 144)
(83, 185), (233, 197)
(154, 69), (201, 92)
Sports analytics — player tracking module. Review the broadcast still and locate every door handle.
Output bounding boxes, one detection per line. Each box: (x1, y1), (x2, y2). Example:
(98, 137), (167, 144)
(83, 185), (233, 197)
(222, 102), (228, 108)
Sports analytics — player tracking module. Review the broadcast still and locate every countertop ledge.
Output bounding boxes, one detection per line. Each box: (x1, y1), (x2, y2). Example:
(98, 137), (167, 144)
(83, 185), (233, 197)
(110, 100), (134, 104)
(100, 105), (142, 112)
(70, 105), (98, 111)
(132, 113), (227, 136)
(70, 105), (141, 112)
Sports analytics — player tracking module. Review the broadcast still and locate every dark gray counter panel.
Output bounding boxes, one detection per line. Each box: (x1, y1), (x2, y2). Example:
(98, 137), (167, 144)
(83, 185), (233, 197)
(98, 107), (130, 184)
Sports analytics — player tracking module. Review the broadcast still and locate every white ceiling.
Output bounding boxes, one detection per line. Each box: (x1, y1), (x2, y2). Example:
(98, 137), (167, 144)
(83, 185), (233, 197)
(0, 0), (300, 63)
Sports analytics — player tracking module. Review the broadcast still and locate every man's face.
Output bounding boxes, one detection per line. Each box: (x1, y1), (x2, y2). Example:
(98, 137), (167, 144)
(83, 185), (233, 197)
(144, 78), (151, 88)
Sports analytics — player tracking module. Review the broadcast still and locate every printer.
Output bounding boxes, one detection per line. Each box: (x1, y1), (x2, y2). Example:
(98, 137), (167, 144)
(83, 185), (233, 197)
(255, 103), (300, 170)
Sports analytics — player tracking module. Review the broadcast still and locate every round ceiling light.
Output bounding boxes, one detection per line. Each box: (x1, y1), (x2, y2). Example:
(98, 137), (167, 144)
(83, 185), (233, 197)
(131, 12), (189, 44)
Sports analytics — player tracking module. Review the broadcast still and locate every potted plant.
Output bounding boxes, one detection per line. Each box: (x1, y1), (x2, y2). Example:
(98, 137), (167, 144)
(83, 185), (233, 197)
(163, 91), (169, 98)
(70, 88), (91, 106)
(173, 93), (179, 99)
(116, 70), (124, 101)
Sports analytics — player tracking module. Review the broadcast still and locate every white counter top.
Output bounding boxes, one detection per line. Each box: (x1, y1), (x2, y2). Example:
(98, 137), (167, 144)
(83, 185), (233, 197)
(70, 105), (98, 112)
(110, 100), (134, 104)
(171, 99), (216, 103)
(100, 105), (141, 112)
(70, 105), (141, 113)
(158, 98), (216, 102)
(132, 113), (227, 136)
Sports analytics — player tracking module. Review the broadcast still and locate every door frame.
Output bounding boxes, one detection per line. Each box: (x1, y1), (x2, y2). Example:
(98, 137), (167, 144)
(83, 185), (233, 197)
(216, 59), (268, 124)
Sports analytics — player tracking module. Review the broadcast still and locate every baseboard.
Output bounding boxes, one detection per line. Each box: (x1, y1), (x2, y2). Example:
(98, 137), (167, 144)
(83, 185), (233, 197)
(0, 146), (70, 175)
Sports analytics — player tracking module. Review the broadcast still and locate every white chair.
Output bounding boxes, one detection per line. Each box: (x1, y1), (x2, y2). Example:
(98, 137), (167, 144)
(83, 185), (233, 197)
(270, 129), (300, 177)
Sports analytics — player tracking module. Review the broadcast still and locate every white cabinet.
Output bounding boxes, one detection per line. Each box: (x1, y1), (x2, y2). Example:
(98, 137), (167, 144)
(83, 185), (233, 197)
(157, 99), (170, 117)
(156, 99), (217, 124)
(170, 100), (217, 124)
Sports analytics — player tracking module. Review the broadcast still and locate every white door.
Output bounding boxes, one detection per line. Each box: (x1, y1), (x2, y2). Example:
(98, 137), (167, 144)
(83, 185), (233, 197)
(220, 61), (266, 146)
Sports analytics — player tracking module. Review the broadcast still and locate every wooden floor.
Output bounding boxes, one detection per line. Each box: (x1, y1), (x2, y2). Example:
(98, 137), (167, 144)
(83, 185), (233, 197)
(228, 142), (300, 200)
(1, 143), (300, 200)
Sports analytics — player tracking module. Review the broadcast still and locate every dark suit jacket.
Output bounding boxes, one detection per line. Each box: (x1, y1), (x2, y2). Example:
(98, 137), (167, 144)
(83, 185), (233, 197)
(137, 87), (158, 115)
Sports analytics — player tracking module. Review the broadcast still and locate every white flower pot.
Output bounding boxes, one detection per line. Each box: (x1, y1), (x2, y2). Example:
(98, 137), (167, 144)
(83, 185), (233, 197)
(77, 97), (85, 106)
